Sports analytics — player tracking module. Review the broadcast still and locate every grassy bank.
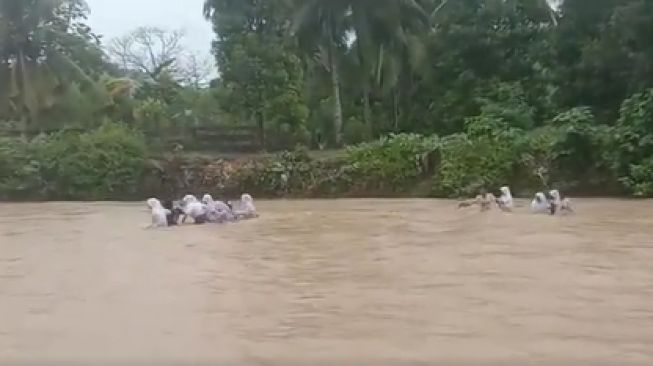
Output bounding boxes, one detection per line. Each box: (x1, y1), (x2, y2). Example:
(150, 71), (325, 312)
(5, 91), (653, 202)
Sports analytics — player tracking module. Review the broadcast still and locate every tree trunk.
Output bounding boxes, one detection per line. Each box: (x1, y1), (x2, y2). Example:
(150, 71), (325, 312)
(392, 88), (399, 132)
(256, 111), (265, 151)
(328, 40), (343, 147)
(20, 114), (29, 140)
(548, 8), (559, 26)
(355, 40), (372, 140)
(362, 84), (372, 139)
(431, 0), (451, 19)
(375, 44), (384, 87)
(18, 50), (35, 139)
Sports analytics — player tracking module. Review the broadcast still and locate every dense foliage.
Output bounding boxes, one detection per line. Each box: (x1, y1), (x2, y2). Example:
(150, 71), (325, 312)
(345, 134), (439, 192)
(2, 0), (653, 199)
(0, 124), (147, 200)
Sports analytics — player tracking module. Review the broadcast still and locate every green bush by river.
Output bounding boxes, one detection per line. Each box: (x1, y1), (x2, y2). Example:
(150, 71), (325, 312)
(2, 88), (653, 201)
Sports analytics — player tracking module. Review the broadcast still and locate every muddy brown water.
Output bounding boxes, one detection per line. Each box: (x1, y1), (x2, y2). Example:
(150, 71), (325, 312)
(1, 199), (653, 364)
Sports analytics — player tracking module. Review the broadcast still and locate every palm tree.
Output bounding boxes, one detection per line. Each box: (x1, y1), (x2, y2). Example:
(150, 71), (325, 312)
(0, 0), (98, 135)
(293, 0), (350, 146)
(294, 0), (430, 143)
(347, 1), (376, 138)
(356, 0), (429, 133)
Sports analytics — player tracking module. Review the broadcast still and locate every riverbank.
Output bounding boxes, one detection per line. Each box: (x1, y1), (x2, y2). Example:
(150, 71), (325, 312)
(0, 127), (636, 202)
(140, 145), (620, 202)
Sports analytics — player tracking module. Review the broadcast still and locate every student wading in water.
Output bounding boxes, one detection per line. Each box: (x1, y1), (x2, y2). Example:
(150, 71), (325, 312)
(458, 188), (497, 212)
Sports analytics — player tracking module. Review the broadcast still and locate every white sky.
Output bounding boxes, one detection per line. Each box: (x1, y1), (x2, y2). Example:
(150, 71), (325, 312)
(86, 0), (214, 59)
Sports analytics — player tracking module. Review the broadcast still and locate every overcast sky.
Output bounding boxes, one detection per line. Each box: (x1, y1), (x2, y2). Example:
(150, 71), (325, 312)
(86, 0), (214, 59)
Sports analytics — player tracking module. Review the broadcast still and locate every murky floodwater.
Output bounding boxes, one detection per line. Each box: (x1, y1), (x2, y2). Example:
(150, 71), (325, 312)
(1, 199), (653, 364)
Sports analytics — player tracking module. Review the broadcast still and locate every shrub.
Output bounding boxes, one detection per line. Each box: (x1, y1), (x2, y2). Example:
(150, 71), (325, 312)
(518, 126), (561, 189)
(434, 115), (523, 197)
(343, 117), (367, 145)
(547, 107), (613, 190)
(134, 98), (170, 133)
(609, 90), (653, 187)
(622, 157), (653, 196)
(265, 123), (311, 151)
(233, 147), (318, 196)
(475, 81), (536, 130)
(435, 135), (519, 197)
(345, 133), (439, 192)
(0, 138), (44, 199)
(38, 123), (148, 200)
(599, 89), (653, 195)
(0, 124), (148, 200)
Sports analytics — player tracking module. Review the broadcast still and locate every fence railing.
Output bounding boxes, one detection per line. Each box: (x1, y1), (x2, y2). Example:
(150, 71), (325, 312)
(168, 125), (261, 152)
(0, 127), (86, 137)
(0, 125), (263, 153)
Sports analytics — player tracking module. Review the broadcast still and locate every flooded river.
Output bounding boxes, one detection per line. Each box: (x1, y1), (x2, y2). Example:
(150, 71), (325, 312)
(1, 199), (653, 364)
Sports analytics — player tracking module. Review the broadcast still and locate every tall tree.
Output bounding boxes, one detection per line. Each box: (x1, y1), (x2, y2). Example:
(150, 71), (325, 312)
(107, 27), (185, 81)
(0, 0), (104, 133)
(347, 0), (429, 136)
(554, 0), (653, 121)
(293, 0), (350, 146)
(204, 0), (309, 149)
(392, 0), (558, 134)
(177, 53), (214, 88)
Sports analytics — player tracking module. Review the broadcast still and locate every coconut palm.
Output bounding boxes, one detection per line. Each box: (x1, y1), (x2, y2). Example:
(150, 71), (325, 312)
(0, 0), (99, 134)
(295, 0), (430, 141)
(351, 0), (430, 134)
(347, 0), (428, 137)
(293, 0), (350, 146)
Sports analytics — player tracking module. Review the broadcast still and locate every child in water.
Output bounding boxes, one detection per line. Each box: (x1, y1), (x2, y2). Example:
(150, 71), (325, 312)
(531, 192), (552, 214)
(180, 195), (209, 224)
(548, 190), (573, 215)
(496, 186), (514, 212)
(458, 188), (497, 212)
(544, 192), (557, 215)
(162, 200), (185, 226)
(146, 198), (170, 228)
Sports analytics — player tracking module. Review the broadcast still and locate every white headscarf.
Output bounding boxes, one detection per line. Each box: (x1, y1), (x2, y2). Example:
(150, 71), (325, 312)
(549, 189), (573, 212)
(181, 194), (206, 218)
(531, 192), (549, 213)
(202, 193), (235, 222)
(183, 194), (199, 204)
(146, 198), (169, 227)
(498, 186), (514, 209)
(231, 193), (258, 219)
(202, 194), (214, 205)
(147, 198), (162, 209)
(241, 193), (256, 214)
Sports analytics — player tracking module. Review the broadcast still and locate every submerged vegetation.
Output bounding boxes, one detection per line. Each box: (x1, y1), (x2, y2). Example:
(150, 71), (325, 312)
(1, 0), (653, 200)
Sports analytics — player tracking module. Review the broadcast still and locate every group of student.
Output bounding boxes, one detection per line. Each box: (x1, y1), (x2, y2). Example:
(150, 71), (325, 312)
(459, 186), (573, 215)
(145, 186), (572, 228)
(146, 193), (258, 228)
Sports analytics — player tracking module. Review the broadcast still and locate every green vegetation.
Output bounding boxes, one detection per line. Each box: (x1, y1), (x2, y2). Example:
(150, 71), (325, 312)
(0, 124), (147, 200)
(1, 0), (653, 200)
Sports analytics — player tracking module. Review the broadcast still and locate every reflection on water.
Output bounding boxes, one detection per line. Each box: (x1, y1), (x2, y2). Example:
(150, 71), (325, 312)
(1, 199), (653, 364)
